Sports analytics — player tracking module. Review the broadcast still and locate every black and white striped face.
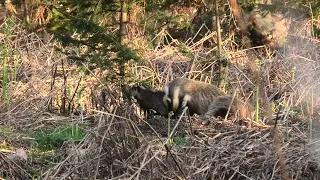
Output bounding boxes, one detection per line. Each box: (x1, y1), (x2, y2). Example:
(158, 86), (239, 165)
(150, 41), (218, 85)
(163, 85), (191, 114)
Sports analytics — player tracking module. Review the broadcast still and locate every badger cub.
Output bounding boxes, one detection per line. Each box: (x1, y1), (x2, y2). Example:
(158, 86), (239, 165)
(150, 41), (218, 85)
(205, 96), (255, 120)
(124, 85), (168, 118)
(163, 78), (227, 117)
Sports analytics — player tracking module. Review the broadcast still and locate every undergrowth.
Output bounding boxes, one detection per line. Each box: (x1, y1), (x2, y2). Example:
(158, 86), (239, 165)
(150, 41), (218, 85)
(0, 2), (320, 179)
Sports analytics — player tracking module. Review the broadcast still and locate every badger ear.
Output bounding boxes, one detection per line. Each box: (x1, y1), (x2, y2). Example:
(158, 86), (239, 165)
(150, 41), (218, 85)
(123, 84), (130, 89)
(163, 86), (169, 106)
(124, 85), (137, 97)
(136, 86), (146, 92)
(122, 84), (132, 99)
(163, 98), (171, 107)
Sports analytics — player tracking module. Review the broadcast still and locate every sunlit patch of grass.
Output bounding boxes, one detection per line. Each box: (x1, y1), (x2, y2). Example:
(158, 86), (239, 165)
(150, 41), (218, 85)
(24, 124), (87, 174)
(29, 147), (56, 163)
(0, 126), (15, 153)
(0, 125), (13, 137)
(31, 124), (86, 151)
(173, 137), (187, 147)
(26, 148), (57, 178)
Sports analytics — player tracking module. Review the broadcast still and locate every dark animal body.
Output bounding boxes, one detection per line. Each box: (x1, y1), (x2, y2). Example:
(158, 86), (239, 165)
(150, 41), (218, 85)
(205, 96), (255, 120)
(163, 78), (227, 117)
(124, 85), (168, 118)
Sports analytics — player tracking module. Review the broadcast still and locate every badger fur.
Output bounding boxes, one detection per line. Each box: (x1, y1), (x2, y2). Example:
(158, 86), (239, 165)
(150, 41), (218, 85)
(124, 85), (168, 117)
(163, 78), (227, 117)
(205, 96), (255, 120)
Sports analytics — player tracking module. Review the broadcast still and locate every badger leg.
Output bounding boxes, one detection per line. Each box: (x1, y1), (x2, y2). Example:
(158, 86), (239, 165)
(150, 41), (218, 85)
(148, 109), (157, 119)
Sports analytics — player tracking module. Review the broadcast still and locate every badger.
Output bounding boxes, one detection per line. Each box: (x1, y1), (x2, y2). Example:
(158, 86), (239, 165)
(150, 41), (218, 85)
(163, 78), (227, 117)
(205, 96), (255, 120)
(124, 85), (168, 118)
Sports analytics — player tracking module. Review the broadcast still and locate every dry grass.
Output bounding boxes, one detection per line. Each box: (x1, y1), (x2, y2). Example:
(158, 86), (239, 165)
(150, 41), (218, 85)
(1, 12), (320, 180)
(4, 113), (317, 180)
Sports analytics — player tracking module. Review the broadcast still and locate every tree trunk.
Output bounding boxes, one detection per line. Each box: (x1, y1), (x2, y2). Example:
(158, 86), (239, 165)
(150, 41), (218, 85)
(22, 0), (30, 25)
(214, 0), (226, 89)
(119, 0), (128, 44)
(119, 0), (128, 94)
(227, 0), (247, 35)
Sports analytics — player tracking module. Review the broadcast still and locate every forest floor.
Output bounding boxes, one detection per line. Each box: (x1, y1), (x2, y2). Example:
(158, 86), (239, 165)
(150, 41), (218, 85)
(1, 12), (320, 179)
(1, 111), (320, 179)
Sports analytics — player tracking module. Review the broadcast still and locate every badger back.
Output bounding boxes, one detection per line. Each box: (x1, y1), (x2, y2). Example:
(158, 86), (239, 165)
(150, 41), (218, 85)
(164, 78), (227, 115)
(205, 96), (254, 120)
